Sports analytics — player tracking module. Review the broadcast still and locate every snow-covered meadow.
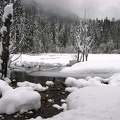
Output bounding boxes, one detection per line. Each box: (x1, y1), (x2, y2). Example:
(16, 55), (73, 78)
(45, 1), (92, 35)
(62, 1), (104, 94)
(11, 54), (120, 74)
(10, 53), (75, 69)
(61, 54), (120, 74)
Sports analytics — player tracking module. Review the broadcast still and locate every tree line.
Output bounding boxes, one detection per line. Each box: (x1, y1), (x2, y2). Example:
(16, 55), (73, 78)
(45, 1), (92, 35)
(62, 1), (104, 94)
(0, 0), (120, 54)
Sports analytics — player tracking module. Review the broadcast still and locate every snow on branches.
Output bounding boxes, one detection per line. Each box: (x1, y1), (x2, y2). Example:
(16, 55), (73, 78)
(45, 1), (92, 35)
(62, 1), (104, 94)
(75, 19), (93, 62)
(0, 2), (13, 78)
(2, 3), (13, 23)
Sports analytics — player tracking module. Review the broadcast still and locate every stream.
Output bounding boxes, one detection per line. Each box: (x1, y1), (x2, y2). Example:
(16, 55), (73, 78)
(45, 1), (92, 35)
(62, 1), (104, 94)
(5, 69), (113, 120)
(11, 70), (112, 83)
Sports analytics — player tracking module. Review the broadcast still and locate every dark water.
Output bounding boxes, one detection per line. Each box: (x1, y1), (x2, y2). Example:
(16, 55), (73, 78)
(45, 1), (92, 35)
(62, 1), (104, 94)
(11, 70), (112, 83)
(10, 71), (66, 83)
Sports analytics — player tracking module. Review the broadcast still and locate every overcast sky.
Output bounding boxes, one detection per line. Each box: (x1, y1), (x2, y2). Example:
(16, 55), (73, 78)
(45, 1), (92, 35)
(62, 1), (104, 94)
(23, 0), (120, 19)
(70, 0), (120, 19)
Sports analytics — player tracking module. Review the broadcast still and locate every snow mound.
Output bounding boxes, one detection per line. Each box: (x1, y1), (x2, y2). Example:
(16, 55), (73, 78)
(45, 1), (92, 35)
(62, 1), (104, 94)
(0, 80), (12, 95)
(65, 73), (120, 90)
(64, 76), (104, 90)
(65, 87), (78, 92)
(0, 80), (41, 115)
(106, 73), (120, 86)
(53, 104), (61, 110)
(45, 81), (54, 86)
(66, 86), (120, 120)
(53, 103), (67, 111)
(17, 81), (47, 92)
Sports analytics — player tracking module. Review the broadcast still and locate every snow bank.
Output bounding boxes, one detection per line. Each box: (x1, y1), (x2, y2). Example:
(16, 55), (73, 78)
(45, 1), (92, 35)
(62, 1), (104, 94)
(61, 54), (120, 74)
(0, 80), (12, 95)
(0, 80), (41, 115)
(64, 76), (104, 92)
(65, 86), (120, 120)
(65, 77), (90, 88)
(105, 73), (120, 86)
(11, 54), (120, 75)
(64, 73), (120, 91)
(11, 53), (75, 69)
(17, 81), (47, 92)
(4, 77), (11, 83)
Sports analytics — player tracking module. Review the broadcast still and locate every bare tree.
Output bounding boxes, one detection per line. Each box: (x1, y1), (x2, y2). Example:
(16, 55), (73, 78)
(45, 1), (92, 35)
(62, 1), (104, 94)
(75, 19), (93, 62)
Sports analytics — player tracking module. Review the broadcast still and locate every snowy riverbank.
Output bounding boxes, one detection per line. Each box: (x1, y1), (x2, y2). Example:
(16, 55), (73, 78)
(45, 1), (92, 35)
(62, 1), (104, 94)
(5, 54), (120, 119)
(11, 54), (120, 74)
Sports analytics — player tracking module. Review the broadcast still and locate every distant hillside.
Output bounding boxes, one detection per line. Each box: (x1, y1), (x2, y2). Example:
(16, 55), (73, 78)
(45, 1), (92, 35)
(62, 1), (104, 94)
(11, 0), (79, 53)
(21, 0), (79, 22)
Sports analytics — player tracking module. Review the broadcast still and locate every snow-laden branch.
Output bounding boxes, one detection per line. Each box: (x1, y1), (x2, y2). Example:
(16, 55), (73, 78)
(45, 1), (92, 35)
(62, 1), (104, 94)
(75, 19), (93, 62)
(8, 53), (22, 67)
(2, 3), (13, 23)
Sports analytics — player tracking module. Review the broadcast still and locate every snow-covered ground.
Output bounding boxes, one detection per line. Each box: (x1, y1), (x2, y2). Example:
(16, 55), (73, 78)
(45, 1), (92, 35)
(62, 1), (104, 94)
(11, 53), (75, 69)
(11, 54), (120, 74)
(61, 54), (120, 74)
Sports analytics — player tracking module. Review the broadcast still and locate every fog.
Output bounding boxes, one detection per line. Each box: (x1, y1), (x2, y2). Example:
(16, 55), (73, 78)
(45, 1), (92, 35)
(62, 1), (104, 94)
(22, 0), (120, 19)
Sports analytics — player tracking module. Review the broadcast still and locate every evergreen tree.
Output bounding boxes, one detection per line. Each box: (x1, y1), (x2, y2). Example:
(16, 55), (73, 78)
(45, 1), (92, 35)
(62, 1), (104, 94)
(10, 0), (25, 53)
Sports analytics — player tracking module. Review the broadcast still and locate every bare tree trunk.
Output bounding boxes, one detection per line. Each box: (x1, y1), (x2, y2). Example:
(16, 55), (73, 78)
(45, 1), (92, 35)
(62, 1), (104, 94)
(79, 53), (82, 62)
(83, 53), (85, 62)
(86, 54), (88, 61)
(77, 50), (80, 62)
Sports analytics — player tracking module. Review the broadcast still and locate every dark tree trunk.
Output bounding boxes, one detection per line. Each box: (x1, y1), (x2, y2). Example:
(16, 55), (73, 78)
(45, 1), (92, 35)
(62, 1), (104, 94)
(83, 53), (84, 62)
(1, 15), (12, 78)
(86, 54), (88, 61)
(77, 50), (80, 62)
(1, 1), (13, 78)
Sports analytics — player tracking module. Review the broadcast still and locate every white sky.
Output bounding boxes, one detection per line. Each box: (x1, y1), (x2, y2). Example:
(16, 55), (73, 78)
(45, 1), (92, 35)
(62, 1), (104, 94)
(23, 0), (120, 19)
(70, 0), (120, 19)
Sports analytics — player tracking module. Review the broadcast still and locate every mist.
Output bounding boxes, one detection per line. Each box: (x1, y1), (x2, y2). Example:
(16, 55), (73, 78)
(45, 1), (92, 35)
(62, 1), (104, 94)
(21, 0), (120, 19)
